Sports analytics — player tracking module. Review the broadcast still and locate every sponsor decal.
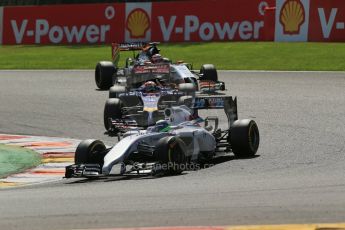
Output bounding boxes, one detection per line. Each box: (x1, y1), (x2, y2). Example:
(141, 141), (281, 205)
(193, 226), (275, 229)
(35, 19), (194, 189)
(2, 4), (124, 44)
(0, 7), (3, 44)
(280, 0), (305, 34)
(152, 0), (272, 42)
(126, 8), (150, 38)
(10, 20), (110, 44)
(193, 97), (225, 109)
(309, 0), (345, 41)
(157, 15), (265, 42)
(275, 0), (310, 41)
(133, 64), (170, 74)
(125, 3), (151, 42)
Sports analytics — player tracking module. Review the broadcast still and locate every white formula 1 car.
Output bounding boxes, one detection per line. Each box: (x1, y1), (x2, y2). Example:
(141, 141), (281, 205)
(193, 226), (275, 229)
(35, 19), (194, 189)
(65, 96), (259, 178)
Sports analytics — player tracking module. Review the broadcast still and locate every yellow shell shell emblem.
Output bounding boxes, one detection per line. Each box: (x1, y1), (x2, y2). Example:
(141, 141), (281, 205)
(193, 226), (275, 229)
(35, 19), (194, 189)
(280, 0), (305, 34)
(126, 9), (150, 38)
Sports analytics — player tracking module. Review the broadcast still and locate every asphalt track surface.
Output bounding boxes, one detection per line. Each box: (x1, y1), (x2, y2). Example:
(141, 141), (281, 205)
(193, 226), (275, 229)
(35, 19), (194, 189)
(0, 70), (345, 230)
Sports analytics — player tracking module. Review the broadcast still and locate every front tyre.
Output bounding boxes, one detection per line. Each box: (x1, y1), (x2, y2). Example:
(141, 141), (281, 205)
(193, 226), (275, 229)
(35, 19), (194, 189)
(75, 139), (106, 165)
(154, 136), (187, 175)
(109, 85), (126, 98)
(95, 61), (115, 90)
(104, 98), (123, 131)
(229, 119), (260, 158)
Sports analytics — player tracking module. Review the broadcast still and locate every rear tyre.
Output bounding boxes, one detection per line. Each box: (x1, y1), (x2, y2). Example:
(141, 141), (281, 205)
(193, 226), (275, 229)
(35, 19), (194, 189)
(229, 119), (260, 158)
(200, 64), (218, 82)
(95, 61), (115, 90)
(75, 139), (106, 166)
(154, 136), (187, 175)
(109, 85), (126, 98)
(104, 98), (123, 131)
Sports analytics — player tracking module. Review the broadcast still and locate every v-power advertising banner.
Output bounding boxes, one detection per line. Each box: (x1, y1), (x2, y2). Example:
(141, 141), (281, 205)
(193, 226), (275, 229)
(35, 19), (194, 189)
(0, 0), (274, 45)
(0, 0), (344, 45)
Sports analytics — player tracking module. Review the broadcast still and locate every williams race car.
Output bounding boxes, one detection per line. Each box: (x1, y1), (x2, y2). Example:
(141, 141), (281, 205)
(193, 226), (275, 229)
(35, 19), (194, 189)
(65, 96), (260, 178)
(95, 42), (225, 93)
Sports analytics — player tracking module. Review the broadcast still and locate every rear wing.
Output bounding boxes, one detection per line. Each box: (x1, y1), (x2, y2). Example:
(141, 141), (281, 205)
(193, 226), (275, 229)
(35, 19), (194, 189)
(113, 42), (148, 51)
(111, 42), (148, 66)
(192, 96), (238, 127)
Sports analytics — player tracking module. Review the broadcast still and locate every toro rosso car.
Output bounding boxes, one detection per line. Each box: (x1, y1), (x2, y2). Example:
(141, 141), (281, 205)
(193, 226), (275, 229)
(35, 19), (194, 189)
(95, 42), (225, 93)
(104, 80), (196, 132)
(65, 96), (260, 178)
(103, 63), (198, 132)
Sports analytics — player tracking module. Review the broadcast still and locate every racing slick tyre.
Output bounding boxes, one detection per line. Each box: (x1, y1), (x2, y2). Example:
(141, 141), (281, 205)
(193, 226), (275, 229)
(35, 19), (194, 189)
(178, 83), (196, 95)
(178, 95), (193, 107)
(229, 119), (260, 158)
(95, 61), (116, 90)
(200, 64), (218, 82)
(154, 136), (187, 175)
(109, 85), (126, 98)
(75, 139), (106, 166)
(104, 98), (123, 131)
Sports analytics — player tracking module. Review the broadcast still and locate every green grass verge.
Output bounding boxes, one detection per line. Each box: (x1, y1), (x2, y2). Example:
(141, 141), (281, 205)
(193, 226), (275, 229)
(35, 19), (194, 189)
(0, 42), (344, 71)
(0, 144), (41, 178)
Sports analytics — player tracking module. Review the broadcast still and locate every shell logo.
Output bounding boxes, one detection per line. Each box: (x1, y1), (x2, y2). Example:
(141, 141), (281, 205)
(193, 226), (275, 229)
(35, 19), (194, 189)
(126, 8), (150, 39)
(279, 0), (305, 35)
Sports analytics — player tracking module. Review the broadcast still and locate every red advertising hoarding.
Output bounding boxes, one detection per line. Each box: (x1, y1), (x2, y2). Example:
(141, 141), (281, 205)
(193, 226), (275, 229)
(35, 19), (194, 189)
(2, 4), (125, 44)
(1, 0), (276, 45)
(150, 0), (275, 42)
(1, 0), (344, 44)
(309, 0), (345, 42)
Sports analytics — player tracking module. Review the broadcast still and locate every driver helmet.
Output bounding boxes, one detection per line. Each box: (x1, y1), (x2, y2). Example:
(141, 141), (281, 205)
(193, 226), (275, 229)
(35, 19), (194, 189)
(155, 120), (170, 132)
(152, 54), (163, 63)
(144, 81), (157, 92)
